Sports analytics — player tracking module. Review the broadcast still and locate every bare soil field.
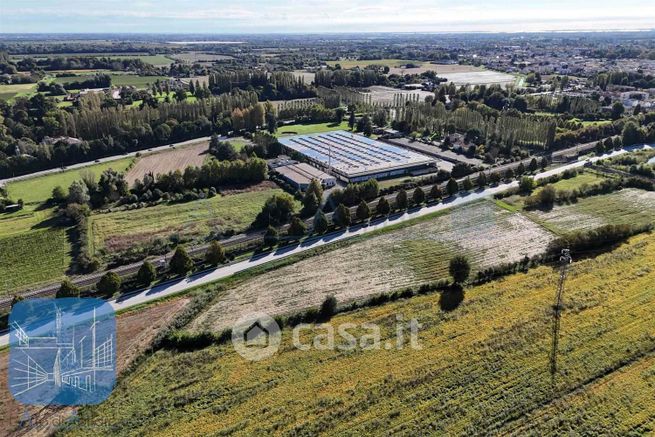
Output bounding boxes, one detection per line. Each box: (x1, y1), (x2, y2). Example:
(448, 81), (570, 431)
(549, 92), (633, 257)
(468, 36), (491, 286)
(292, 70), (316, 84)
(126, 140), (209, 185)
(170, 52), (234, 64)
(439, 70), (517, 86)
(528, 189), (655, 234)
(190, 200), (555, 333)
(0, 298), (189, 437)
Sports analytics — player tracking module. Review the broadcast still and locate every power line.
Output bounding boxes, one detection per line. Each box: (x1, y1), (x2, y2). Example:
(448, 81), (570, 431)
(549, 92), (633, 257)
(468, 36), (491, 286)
(549, 248), (572, 386)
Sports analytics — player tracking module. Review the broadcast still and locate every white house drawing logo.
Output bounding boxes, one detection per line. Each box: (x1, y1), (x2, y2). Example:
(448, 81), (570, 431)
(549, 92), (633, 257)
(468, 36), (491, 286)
(9, 298), (116, 405)
(231, 312), (281, 361)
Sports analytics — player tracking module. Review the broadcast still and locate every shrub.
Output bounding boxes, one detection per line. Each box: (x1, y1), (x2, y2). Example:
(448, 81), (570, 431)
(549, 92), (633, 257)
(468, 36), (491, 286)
(205, 241), (227, 266)
(319, 295), (338, 321)
(57, 279), (80, 298)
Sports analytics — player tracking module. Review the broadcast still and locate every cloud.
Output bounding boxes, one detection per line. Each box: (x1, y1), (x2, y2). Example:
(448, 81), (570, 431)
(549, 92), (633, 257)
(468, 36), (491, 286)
(1, 0), (654, 32)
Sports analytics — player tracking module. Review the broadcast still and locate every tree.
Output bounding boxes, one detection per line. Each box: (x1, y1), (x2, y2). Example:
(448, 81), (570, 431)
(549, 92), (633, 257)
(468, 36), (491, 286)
(68, 180), (90, 205)
(477, 172), (487, 189)
(504, 168), (515, 181)
(611, 101), (625, 120)
(313, 210), (329, 234)
(57, 279), (80, 298)
(462, 177), (473, 191)
(412, 187), (426, 205)
(489, 172), (501, 185)
(301, 191), (319, 217)
(529, 158), (538, 173)
(136, 261), (157, 286)
(348, 111), (356, 130)
(335, 107), (346, 123)
(356, 200), (371, 221)
(429, 184), (443, 201)
(517, 162), (526, 175)
(266, 112), (277, 134)
(446, 178), (459, 196)
(376, 196), (391, 216)
(97, 271), (121, 295)
(169, 247), (194, 276)
(333, 203), (351, 228)
(51, 186), (66, 204)
(210, 135), (237, 161)
(264, 226), (279, 247)
(449, 255), (471, 285)
(540, 157), (548, 170)
(255, 193), (297, 227)
(519, 176), (535, 193)
(538, 185), (557, 206)
(622, 121), (644, 147)
(205, 241), (226, 266)
(318, 295), (338, 321)
(287, 216), (307, 240)
(372, 109), (388, 127)
(395, 189), (408, 210)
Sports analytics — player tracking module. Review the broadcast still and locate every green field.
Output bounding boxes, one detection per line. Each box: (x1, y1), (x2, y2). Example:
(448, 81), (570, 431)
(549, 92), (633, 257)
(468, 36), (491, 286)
(6, 158), (134, 207)
(52, 74), (169, 89)
(527, 188), (655, 234)
(277, 121), (350, 136)
(0, 83), (38, 101)
(88, 188), (295, 256)
(0, 228), (71, 293)
(105, 55), (173, 66)
(326, 58), (422, 69)
(63, 231), (655, 436)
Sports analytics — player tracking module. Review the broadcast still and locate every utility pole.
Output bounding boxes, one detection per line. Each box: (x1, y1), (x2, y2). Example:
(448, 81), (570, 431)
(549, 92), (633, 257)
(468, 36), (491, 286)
(550, 248), (572, 384)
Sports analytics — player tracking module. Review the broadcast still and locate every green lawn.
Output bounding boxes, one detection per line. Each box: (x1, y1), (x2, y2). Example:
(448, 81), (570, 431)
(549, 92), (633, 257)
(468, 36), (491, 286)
(0, 83), (38, 101)
(88, 188), (297, 256)
(277, 121), (350, 136)
(541, 171), (609, 192)
(105, 55), (173, 66)
(326, 59), (422, 69)
(0, 228), (71, 294)
(526, 188), (655, 235)
(6, 158), (134, 207)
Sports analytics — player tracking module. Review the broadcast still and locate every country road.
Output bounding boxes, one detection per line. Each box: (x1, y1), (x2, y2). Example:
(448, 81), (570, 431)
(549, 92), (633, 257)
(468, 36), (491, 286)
(3, 145), (648, 347)
(0, 137), (626, 308)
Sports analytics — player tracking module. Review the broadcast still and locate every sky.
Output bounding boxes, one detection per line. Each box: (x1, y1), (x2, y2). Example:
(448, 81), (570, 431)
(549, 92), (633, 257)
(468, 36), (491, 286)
(1, 0), (654, 34)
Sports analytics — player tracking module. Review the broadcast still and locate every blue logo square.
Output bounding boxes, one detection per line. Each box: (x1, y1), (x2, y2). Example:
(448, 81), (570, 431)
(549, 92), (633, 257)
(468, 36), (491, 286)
(9, 298), (116, 406)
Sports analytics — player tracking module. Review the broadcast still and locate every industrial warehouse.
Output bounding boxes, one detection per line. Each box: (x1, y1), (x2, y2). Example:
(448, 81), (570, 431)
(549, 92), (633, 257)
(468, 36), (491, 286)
(278, 130), (435, 182)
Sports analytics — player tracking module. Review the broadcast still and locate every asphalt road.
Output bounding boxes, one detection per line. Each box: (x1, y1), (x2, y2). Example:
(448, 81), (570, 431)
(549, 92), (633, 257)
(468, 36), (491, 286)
(0, 137), (624, 309)
(4, 145), (648, 347)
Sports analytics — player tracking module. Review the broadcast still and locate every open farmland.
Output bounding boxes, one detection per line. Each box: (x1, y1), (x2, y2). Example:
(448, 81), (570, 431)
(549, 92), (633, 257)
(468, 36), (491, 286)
(364, 85), (435, 104)
(0, 228), (70, 294)
(88, 187), (291, 255)
(126, 140), (209, 185)
(5, 158), (134, 207)
(277, 120), (350, 135)
(61, 232), (655, 436)
(527, 188), (655, 234)
(0, 297), (190, 436)
(191, 200), (555, 333)
(0, 82), (37, 101)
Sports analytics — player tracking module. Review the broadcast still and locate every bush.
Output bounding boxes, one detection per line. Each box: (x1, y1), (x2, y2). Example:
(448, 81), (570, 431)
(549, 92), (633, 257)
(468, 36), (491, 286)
(263, 226), (279, 247)
(57, 279), (80, 298)
(333, 203), (352, 228)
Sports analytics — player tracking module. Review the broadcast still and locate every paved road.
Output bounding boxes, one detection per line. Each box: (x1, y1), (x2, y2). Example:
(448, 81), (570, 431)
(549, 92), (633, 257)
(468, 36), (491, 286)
(0, 137), (627, 308)
(0, 136), (214, 188)
(4, 145), (649, 347)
